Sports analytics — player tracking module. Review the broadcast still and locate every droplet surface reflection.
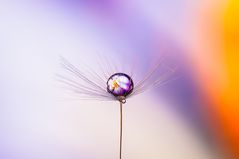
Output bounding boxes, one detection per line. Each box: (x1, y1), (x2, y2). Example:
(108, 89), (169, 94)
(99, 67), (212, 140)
(107, 73), (134, 98)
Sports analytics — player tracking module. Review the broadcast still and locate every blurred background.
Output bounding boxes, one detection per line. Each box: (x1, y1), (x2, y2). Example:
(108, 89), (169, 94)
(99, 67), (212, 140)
(0, 0), (238, 159)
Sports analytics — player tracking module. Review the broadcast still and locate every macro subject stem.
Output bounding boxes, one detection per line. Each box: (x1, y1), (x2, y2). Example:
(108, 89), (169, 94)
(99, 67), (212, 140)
(119, 101), (123, 159)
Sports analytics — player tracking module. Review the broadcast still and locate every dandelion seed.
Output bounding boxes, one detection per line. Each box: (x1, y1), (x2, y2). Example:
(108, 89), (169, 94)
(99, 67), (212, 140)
(57, 55), (176, 159)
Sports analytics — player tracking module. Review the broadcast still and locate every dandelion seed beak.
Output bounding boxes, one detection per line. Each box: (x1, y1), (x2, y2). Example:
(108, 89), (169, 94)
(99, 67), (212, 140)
(117, 96), (126, 104)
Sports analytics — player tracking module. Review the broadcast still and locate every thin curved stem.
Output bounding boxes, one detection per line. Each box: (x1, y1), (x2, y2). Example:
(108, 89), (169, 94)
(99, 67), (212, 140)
(119, 101), (123, 159)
